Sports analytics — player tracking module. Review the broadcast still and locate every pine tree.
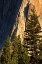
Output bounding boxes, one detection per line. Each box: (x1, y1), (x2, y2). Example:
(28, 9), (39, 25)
(17, 36), (25, 64)
(22, 40), (30, 64)
(11, 34), (18, 64)
(1, 36), (10, 64)
(23, 6), (41, 64)
(11, 35), (24, 64)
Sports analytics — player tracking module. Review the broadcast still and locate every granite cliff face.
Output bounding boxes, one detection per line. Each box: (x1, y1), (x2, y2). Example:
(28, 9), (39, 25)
(0, 0), (42, 49)
(16, 0), (29, 42)
(16, 0), (42, 42)
(30, 0), (42, 26)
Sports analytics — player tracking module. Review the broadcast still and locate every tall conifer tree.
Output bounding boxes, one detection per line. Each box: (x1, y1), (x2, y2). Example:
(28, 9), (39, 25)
(23, 6), (41, 64)
(1, 36), (10, 64)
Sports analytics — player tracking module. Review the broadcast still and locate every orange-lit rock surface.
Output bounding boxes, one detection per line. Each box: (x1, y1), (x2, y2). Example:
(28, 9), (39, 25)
(30, 0), (42, 26)
(16, 0), (42, 42)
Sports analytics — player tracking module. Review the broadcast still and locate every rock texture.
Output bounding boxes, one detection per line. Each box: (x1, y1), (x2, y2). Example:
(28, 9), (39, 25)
(16, 0), (42, 42)
(30, 0), (42, 27)
(0, 0), (42, 49)
(16, 0), (29, 42)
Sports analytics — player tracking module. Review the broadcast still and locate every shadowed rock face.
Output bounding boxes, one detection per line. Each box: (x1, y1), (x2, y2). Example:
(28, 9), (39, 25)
(0, 0), (17, 27)
(0, 0), (22, 50)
